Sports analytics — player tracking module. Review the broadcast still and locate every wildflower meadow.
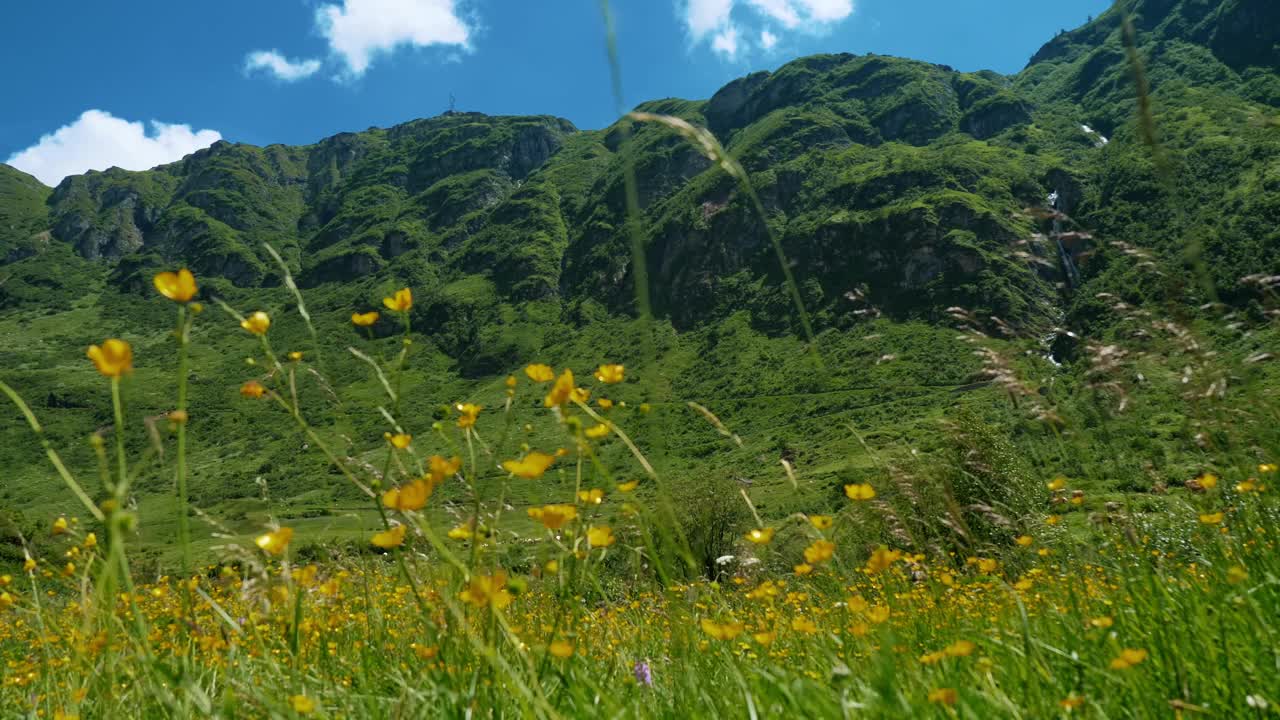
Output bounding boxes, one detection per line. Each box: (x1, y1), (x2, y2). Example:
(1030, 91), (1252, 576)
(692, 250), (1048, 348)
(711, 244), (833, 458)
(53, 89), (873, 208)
(2, 1), (1279, 718)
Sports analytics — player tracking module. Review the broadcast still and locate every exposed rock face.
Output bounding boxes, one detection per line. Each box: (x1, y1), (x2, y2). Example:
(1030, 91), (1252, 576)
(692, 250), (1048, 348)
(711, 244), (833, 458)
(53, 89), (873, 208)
(50, 174), (166, 259)
(960, 96), (1032, 139)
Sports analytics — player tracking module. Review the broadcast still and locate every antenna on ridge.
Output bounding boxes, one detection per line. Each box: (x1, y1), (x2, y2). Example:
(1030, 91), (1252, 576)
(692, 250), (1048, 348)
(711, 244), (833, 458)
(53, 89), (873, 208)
(448, 92), (457, 115)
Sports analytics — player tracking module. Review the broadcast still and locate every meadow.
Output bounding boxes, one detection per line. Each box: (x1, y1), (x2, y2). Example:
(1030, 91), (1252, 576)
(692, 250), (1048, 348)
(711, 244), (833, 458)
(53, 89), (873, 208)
(0, 249), (1278, 717)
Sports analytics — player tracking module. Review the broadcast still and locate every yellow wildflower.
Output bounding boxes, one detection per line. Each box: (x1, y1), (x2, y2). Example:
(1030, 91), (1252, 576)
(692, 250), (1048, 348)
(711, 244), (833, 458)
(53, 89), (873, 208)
(809, 515), (833, 530)
(746, 580), (780, 601)
(412, 644), (438, 660)
(791, 617), (818, 634)
(1199, 512), (1224, 525)
(1227, 566), (1248, 584)
(793, 563), (813, 576)
(587, 525), (616, 548)
(867, 605), (891, 624)
(351, 311), (379, 327)
(503, 451), (556, 479)
(544, 369), (575, 407)
(382, 287), (412, 312)
(255, 527), (293, 556)
(617, 480), (639, 493)
(700, 618), (744, 641)
(865, 547), (901, 574)
(549, 640), (574, 659)
(525, 363), (555, 382)
(594, 364), (625, 384)
(1196, 473), (1218, 490)
(384, 432), (412, 450)
(240, 311), (270, 335)
(52, 517), (68, 535)
(292, 564), (318, 587)
(459, 572), (512, 610)
(803, 539), (835, 565)
(528, 504), (577, 530)
(1089, 616), (1113, 629)
(289, 695), (316, 714)
(1109, 648), (1148, 670)
(382, 479), (433, 512)
(427, 455), (462, 483)
(371, 524), (407, 549)
(578, 488), (604, 505)
(240, 380), (267, 399)
(456, 403), (482, 429)
(844, 483), (875, 501)
(1015, 535), (1034, 547)
(945, 640), (975, 657)
(153, 269), (197, 302)
(597, 398), (614, 410)
(1047, 476), (1067, 491)
(746, 527), (775, 545)
(584, 423), (611, 440)
(86, 339), (133, 377)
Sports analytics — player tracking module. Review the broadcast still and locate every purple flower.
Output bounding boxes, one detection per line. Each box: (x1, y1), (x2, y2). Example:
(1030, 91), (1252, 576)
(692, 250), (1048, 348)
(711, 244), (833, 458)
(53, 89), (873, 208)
(633, 659), (653, 687)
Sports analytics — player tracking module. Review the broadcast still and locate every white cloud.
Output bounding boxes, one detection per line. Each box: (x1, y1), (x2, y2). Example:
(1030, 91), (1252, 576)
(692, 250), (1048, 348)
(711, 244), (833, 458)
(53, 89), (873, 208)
(5, 110), (221, 187)
(795, 0), (855, 23)
(686, 0), (734, 39)
(681, 0), (854, 58)
(244, 50), (322, 81)
(316, 0), (472, 77)
(745, 0), (802, 28)
(712, 25), (741, 59)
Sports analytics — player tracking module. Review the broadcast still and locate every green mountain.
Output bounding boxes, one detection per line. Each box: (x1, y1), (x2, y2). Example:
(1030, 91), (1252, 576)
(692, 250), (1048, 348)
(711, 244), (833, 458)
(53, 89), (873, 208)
(0, 164), (50, 258)
(1, 0), (1277, 566)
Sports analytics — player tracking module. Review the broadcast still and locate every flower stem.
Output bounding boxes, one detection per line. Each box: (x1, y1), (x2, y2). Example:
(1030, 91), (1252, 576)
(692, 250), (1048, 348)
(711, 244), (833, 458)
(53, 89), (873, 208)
(174, 306), (192, 594)
(110, 376), (129, 498)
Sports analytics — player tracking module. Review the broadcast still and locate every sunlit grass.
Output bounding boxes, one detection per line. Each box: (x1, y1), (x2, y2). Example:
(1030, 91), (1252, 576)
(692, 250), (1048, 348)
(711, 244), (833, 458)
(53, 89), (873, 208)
(0, 259), (1277, 717)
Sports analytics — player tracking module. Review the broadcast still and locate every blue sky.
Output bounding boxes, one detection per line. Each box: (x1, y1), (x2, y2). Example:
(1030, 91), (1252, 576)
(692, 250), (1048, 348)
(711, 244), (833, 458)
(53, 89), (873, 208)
(2, 0), (1111, 186)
